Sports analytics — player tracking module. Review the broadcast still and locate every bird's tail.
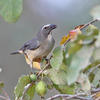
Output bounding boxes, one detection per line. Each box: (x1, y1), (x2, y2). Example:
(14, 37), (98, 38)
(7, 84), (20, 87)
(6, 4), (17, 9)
(10, 50), (23, 55)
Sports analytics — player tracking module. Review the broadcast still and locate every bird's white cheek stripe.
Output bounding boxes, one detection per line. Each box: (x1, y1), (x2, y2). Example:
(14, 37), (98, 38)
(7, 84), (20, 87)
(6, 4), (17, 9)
(42, 24), (51, 30)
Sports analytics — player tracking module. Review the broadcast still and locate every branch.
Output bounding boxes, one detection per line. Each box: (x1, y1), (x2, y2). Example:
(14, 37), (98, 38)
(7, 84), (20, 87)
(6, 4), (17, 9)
(0, 89), (10, 100)
(0, 95), (7, 100)
(46, 93), (91, 100)
(21, 82), (34, 100)
(80, 18), (100, 31)
(46, 88), (100, 100)
(91, 88), (100, 93)
(37, 63), (50, 78)
(64, 18), (100, 46)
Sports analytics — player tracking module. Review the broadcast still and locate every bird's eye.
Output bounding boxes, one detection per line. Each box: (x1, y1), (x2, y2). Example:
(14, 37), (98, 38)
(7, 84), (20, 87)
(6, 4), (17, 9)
(44, 27), (48, 29)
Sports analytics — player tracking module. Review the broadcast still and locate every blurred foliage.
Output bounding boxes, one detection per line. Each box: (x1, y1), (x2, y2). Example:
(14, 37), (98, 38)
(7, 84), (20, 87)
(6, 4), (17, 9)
(13, 24), (100, 100)
(91, 5), (100, 19)
(0, 0), (23, 22)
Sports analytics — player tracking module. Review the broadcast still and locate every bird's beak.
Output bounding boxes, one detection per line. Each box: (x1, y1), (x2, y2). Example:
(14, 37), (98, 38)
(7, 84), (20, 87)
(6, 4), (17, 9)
(50, 24), (57, 30)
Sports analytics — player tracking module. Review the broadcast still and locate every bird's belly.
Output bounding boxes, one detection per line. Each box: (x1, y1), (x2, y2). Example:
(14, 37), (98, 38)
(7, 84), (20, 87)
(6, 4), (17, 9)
(25, 37), (55, 61)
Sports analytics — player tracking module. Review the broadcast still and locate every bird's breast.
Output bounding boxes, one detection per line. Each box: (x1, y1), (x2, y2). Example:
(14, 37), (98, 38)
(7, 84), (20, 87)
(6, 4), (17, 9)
(25, 34), (55, 61)
(41, 34), (55, 56)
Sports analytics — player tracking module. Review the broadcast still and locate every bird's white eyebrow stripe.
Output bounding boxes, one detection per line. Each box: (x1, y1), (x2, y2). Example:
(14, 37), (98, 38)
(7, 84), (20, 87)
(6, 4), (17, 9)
(42, 24), (51, 30)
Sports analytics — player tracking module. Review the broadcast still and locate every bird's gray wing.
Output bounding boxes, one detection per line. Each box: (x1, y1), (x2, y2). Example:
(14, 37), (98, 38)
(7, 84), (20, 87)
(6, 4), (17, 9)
(20, 38), (40, 51)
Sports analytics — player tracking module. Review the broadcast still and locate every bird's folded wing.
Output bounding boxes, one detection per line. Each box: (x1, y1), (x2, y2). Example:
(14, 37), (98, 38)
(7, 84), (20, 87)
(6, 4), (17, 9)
(20, 38), (40, 51)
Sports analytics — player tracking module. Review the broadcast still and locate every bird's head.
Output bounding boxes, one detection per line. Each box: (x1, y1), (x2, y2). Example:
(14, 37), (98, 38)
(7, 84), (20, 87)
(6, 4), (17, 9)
(38, 24), (57, 39)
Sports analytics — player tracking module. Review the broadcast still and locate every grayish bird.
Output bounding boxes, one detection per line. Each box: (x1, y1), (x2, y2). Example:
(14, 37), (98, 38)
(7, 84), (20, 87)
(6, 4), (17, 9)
(11, 24), (57, 70)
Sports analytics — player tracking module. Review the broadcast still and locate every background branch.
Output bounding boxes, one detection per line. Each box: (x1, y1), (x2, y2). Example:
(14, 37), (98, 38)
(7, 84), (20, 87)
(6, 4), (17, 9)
(47, 87), (100, 100)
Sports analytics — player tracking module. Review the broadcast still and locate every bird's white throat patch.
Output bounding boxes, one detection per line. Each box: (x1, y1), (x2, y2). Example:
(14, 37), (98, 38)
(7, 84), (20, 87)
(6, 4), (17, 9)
(48, 33), (52, 41)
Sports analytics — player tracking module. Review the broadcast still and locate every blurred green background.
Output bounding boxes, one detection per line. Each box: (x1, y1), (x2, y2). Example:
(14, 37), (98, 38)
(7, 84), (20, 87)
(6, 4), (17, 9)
(0, 0), (100, 99)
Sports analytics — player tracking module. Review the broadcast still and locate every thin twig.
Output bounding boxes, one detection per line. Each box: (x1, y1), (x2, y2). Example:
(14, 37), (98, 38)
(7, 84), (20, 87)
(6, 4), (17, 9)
(0, 89), (10, 100)
(37, 63), (50, 78)
(87, 64), (100, 76)
(80, 18), (100, 31)
(0, 95), (7, 100)
(47, 88), (100, 100)
(91, 88), (100, 93)
(21, 82), (34, 100)
(46, 93), (91, 100)
(2, 89), (10, 100)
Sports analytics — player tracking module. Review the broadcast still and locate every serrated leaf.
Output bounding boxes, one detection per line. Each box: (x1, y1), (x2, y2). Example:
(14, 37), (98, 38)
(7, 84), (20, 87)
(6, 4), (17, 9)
(77, 73), (91, 92)
(14, 75), (31, 99)
(50, 46), (63, 70)
(66, 46), (94, 85)
(0, 0), (23, 22)
(48, 69), (67, 85)
(23, 83), (35, 100)
(54, 84), (75, 94)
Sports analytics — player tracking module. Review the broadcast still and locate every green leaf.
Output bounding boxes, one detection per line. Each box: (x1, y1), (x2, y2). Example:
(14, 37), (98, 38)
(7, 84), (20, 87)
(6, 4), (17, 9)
(14, 75), (31, 99)
(48, 69), (67, 85)
(83, 60), (100, 73)
(86, 25), (99, 36)
(0, 0), (23, 22)
(91, 5), (100, 19)
(77, 73), (91, 92)
(66, 46), (94, 85)
(92, 68), (100, 87)
(54, 84), (75, 94)
(93, 48), (100, 61)
(65, 43), (82, 66)
(50, 46), (63, 70)
(23, 83), (35, 100)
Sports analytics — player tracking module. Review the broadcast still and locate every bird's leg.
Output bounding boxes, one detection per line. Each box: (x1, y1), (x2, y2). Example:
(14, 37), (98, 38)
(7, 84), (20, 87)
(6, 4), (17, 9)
(30, 62), (34, 74)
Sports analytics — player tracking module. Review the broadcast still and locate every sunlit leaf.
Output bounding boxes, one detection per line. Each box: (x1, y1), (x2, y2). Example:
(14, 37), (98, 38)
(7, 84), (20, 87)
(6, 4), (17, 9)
(60, 28), (82, 45)
(50, 46), (63, 70)
(14, 75), (31, 99)
(0, 0), (23, 22)
(60, 34), (70, 45)
(69, 28), (82, 40)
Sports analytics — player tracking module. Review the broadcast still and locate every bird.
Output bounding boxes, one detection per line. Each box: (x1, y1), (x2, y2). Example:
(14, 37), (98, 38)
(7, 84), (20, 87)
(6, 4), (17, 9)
(10, 24), (57, 70)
